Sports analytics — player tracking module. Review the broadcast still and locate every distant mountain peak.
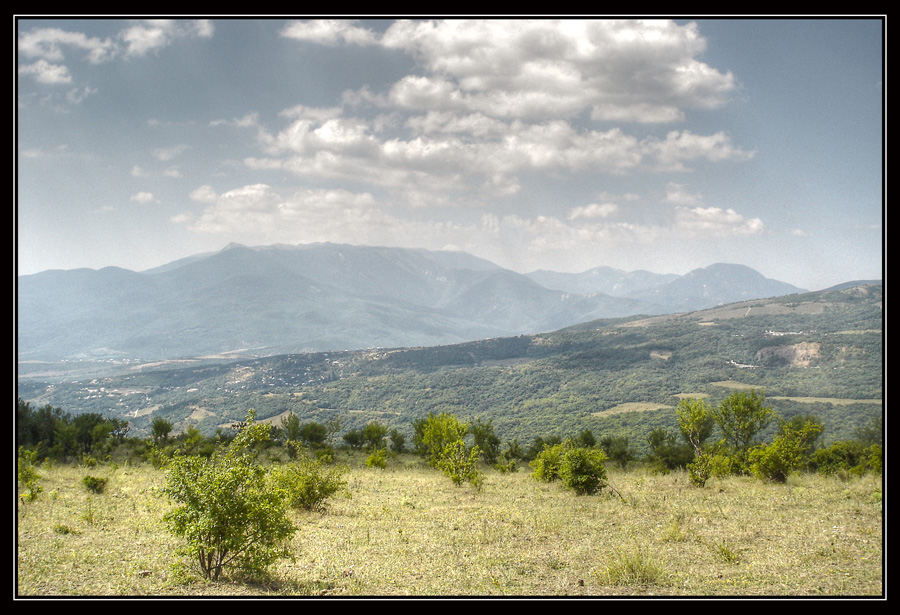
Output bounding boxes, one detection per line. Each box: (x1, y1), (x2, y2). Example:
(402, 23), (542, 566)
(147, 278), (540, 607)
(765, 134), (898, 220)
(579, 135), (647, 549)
(17, 243), (815, 361)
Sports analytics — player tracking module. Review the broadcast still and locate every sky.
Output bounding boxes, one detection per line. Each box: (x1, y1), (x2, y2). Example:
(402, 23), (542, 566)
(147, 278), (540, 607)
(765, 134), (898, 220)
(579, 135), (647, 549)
(16, 17), (884, 291)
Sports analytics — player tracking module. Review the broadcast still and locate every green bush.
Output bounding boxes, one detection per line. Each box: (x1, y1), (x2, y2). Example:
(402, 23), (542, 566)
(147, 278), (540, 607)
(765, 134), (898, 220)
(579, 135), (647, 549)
(81, 475), (108, 494)
(17, 447), (42, 502)
(810, 441), (883, 476)
(531, 442), (608, 495)
(416, 412), (470, 468)
(559, 447), (608, 495)
(365, 448), (388, 469)
(749, 418), (823, 483)
(436, 439), (483, 489)
(162, 411), (296, 581)
(530, 442), (567, 483)
(270, 452), (348, 512)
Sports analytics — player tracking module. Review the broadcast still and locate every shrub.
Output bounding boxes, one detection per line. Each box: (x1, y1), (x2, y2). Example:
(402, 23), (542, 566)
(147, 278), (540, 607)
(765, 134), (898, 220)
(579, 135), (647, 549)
(646, 428), (694, 473)
(531, 442), (609, 495)
(17, 447), (42, 502)
(270, 451), (348, 512)
(365, 448), (388, 469)
(810, 441), (883, 476)
(389, 429), (406, 454)
(712, 390), (773, 466)
(530, 443), (567, 483)
(559, 447), (608, 495)
(436, 439), (483, 489)
(686, 454), (712, 487)
(416, 412), (470, 468)
(81, 475), (108, 494)
(749, 418), (823, 483)
(162, 411), (296, 581)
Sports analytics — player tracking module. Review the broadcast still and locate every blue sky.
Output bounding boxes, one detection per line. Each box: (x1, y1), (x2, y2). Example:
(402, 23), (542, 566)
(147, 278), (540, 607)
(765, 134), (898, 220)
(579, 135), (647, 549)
(16, 17), (884, 290)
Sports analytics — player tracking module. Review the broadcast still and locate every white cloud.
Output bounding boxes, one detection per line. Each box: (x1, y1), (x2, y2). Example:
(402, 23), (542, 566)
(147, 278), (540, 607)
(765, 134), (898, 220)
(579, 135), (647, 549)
(176, 180), (768, 275)
(664, 182), (702, 206)
(281, 19), (378, 46)
(569, 203), (619, 220)
(644, 130), (755, 171)
(372, 19), (736, 123)
(130, 191), (155, 204)
(17, 27), (116, 64)
(120, 19), (214, 57)
(17, 20), (213, 87)
(189, 185), (219, 203)
(260, 18), (753, 209)
(674, 205), (765, 236)
(18, 59), (72, 85)
(153, 144), (188, 162)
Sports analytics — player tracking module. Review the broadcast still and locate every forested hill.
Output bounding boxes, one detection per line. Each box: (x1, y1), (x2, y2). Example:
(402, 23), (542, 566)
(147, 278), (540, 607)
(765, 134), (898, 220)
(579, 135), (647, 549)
(18, 283), (882, 453)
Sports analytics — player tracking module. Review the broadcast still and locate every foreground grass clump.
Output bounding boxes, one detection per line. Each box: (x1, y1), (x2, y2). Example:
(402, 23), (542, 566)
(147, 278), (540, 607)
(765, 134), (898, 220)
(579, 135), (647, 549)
(16, 454), (883, 597)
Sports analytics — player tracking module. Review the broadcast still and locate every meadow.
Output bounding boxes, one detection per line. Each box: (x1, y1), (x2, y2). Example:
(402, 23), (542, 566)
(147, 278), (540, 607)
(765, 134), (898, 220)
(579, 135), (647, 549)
(16, 452), (883, 598)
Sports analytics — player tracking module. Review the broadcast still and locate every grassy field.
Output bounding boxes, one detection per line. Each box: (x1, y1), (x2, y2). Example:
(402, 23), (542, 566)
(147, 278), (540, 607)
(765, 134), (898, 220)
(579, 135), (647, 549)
(16, 453), (883, 597)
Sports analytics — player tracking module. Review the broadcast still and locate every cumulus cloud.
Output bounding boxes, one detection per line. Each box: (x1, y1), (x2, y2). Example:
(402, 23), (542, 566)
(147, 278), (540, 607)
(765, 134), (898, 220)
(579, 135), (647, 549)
(281, 19), (378, 46)
(18, 59), (72, 85)
(371, 19), (737, 123)
(17, 27), (116, 64)
(17, 20), (213, 87)
(259, 19), (754, 205)
(120, 19), (214, 57)
(644, 130), (755, 171)
(674, 205), (765, 236)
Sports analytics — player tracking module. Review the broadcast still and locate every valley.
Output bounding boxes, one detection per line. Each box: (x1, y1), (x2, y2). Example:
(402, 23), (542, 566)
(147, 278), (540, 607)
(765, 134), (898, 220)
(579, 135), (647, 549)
(17, 281), (883, 454)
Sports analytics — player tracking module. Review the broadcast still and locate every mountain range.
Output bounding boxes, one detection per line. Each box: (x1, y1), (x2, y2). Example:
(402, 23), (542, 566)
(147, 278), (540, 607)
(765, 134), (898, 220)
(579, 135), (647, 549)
(17, 242), (811, 362)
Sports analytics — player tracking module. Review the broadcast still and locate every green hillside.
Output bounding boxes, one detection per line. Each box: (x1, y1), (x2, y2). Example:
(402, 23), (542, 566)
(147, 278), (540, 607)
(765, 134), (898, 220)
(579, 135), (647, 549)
(18, 284), (883, 453)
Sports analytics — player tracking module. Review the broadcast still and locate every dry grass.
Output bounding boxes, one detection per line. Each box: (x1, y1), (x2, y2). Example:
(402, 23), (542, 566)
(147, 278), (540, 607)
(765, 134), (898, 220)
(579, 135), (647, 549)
(16, 454), (883, 597)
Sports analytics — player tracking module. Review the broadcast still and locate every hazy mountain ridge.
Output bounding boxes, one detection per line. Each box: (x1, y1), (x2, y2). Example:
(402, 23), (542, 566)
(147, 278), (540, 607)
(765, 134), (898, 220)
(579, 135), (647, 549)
(17, 243), (814, 362)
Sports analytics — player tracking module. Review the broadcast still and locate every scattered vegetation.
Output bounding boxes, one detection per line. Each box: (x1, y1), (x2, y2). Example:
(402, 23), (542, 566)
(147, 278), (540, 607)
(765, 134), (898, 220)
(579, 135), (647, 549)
(15, 285), (883, 596)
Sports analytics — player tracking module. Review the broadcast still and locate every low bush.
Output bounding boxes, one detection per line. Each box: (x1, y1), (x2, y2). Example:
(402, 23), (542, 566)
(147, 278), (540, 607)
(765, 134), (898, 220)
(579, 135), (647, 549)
(270, 452), (348, 512)
(162, 411), (296, 581)
(81, 475), (108, 494)
(531, 441), (609, 495)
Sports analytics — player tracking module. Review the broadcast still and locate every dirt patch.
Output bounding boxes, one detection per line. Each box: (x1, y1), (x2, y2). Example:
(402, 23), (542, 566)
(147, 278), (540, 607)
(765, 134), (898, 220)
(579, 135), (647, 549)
(756, 342), (822, 367)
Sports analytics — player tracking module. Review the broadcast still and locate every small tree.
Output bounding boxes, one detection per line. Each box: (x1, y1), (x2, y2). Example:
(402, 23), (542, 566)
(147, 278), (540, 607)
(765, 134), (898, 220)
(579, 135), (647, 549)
(298, 421), (329, 448)
(17, 447), (42, 502)
(388, 429), (406, 454)
(162, 411), (296, 581)
(530, 442), (567, 483)
(599, 435), (636, 471)
(342, 429), (366, 450)
(749, 417), (823, 483)
(646, 427), (694, 473)
(151, 417), (174, 445)
(575, 428), (597, 449)
(280, 412), (302, 443)
(418, 413), (483, 488)
(713, 390), (773, 469)
(677, 398), (716, 487)
(471, 418), (501, 465)
(270, 447), (348, 511)
(417, 412), (469, 468)
(362, 422), (389, 451)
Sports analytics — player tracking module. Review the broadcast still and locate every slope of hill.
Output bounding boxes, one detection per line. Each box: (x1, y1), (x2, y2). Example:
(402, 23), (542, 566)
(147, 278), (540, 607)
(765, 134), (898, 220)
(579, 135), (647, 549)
(18, 282), (882, 452)
(17, 243), (808, 363)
